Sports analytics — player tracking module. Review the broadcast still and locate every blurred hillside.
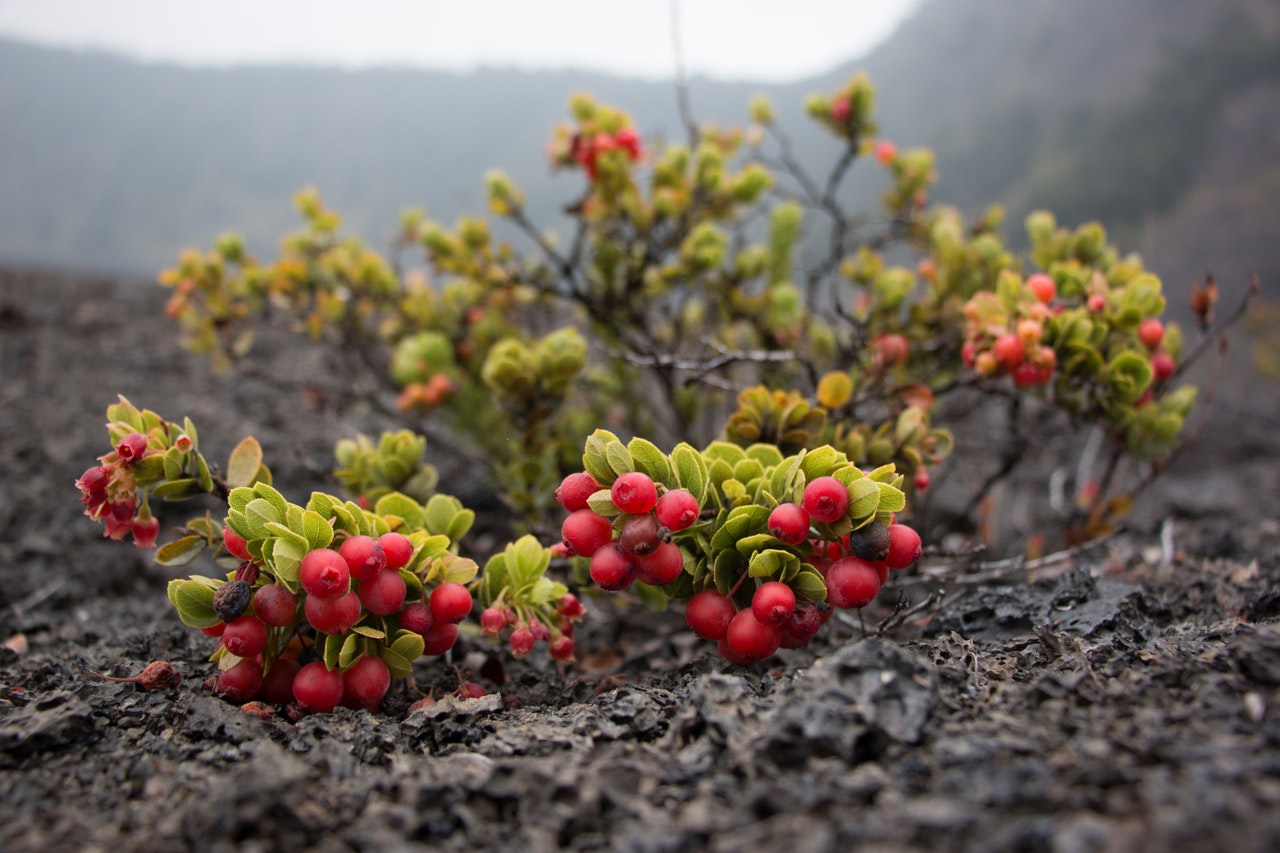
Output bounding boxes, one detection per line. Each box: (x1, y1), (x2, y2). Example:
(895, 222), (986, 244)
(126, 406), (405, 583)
(0, 0), (1276, 311)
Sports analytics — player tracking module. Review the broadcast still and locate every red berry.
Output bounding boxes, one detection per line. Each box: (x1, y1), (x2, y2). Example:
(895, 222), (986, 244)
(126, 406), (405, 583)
(634, 540), (685, 586)
(654, 489), (699, 531)
(618, 512), (663, 557)
(549, 635), (576, 662)
(685, 590), (737, 640)
(253, 584), (298, 627)
(220, 614), (267, 653)
(751, 581), (796, 626)
(914, 467), (931, 492)
(339, 535), (386, 580)
(561, 509), (614, 557)
(304, 590), (362, 635)
(221, 615), (268, 658)
(725, 609), (781, 662)
(342, 654), (391, 711)
(479, 606), (507, 637)
(875, 333), (910, 368)
(1151, 351), (1176, 381)
(874, 139), (897, 165)
(1027, 273), (1056, 304)
(961, 339), (977, 367)
(377, 532), (415, 570)
(299, 548), (351, 599)
(222, 527), (252, 561)
(825, 557), (883, 609)
(1087, 294), (1107, 313)
(399, 600), (434, 636)
(615, 127), (642, 159)
(1138, 318), (1165, 349)
(421, 622), (459, 656)
(131, 514), (160, 549)
(200, 622), (226, 637)
(258, 658), (300, 705)
(1011, 360), (1045, 387)
(293, 661), (344, 713)
(802, 476), (849, 524)
(216, 657), (264, 703)
(555, 471), (600, 512)
(589, 544), (636, 591)
(779, 602), (830, 649)
(509, 627), (535, 657)
(358, 569), (407, 616)
(429, 582), (473, 625)
(992, 333), (1026, 369)
(885, 524), (923, 569)
(611, 472), (658, 515)
(768, 502), (811, 545)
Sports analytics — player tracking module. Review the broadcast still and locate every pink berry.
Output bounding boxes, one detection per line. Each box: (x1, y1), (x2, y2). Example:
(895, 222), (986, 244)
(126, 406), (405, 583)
(875, 333), (910, 368)
(992, 333), (1026, 370)
(253, 584), (298, 627)
(611, 472), (658, 515)
(555, 471), (600, 512)
(1138, 319), (1165, 350)
(557, 593), (585, 621)
(342, 654), (391, 711)
(421, 622), (459, 656)
(751, 581), (797, 626)
(304, 590), (362, 635)
(589, 544), (636, 591)
(825, 557), (883, 609)
(885, 523), (923, 569)
(293, 661), (344, 713)
(549, 635), (576, 662)
(358, 568), (407, 616)
(561, 509), (614, 557)
(429, 582), (473, 625)
(1027, 273), (1056, 303)
(1087, 294), (1107, 313)
(802, 476), (849, 524)
(399, 600), (434, 636)
(258, 658), (300, 705)
(768, 502), (811, 545)
(1151, 351), (1176, 381)
(377, 532), (414, 570)
(299, 548), (351, 599)
(634, 540), (685, 586)
(221, 615), (269, 658)
(339, 535), (386, 580)
(654, 489), (700, 531)
(725, 609), (781, 662)
(216, 657), (264, 703)
(685, 590), (737, 640)
(222, 527), (252, 561)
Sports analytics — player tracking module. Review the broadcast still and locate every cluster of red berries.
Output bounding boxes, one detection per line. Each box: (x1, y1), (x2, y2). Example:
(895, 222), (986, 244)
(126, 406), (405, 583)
(962, 273), (1059, 387)
(688, 480), (921, 665)
(75, 432), (162, 547)
(1136, 317), (1176, 386)
(479, 592), (584, 662)
(210, 528), (472, 714)
(557, 470), (699, 590)
(558, 127), (642, 181)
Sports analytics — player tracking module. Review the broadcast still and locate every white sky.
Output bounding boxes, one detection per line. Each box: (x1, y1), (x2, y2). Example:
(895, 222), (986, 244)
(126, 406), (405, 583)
(0, 0), (921, 82)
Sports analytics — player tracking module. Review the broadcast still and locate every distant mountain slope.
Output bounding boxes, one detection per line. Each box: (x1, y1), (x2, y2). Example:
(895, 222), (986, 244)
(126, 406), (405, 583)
(1, 0), (1276, 305)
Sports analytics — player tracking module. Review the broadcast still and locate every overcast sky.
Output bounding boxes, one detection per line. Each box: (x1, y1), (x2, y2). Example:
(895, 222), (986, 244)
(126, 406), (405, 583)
(0, 0), (922, 82)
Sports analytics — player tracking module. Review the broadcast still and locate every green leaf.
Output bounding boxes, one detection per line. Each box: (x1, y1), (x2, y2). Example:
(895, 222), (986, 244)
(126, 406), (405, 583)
(321, 633), (343, 670)
(710, 504), (770, 551)
(875, 482), (907, 514)
(792, 567), (829, 602)
(604, 442), (634, 479)
(252, 482), (290, 521)
(166, 579), (220, 629)
(735, 533), (781, 556)
(745, 444), (784, 468)
(228, 486), (254, 513)
(352, 624), (386, 640)
(799, 445), (843, 480)
(226, 436), (264, 489)
(340, 633), (365, 670)
(151, 478), (204, 501)
(627, 437), (672, 484)
(269, 538), (306, 589)
(195, 453), (215, 494)
(632, 581), (669, 611)
(847, 478), (881, 520)
(374, 492), (425, 530)
(583, 429), (623, 486)
(154, 535), (207, 567)
(439, 554), (480, 585)
(748, 548), (800, 579)
(670, 443), (708, 504)
(302, 510), (335, 551)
